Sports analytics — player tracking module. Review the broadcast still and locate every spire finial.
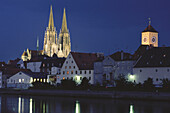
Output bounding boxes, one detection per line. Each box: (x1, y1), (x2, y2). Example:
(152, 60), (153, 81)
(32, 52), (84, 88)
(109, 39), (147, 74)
(48, 5), (54, 30)
(148, 18), (151, 25)
(61, 8), (68, 32)
(37, 36), (39, 51)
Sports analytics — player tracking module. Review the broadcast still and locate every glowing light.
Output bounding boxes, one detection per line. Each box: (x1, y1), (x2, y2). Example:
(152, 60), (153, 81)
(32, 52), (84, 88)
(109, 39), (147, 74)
(30, 77), (33, 83)
(18, 97), (21, 113)
(128, 74), (135, 82)
(129, 105), (134, 113)
(40, 79), (42, 82)
(75, 76), (81, 84)
(75, 101), (80, 113)
(19, 79), (21, 83)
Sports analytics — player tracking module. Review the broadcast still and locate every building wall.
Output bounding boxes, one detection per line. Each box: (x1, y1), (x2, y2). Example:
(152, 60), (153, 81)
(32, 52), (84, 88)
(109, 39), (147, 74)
(7, 72), (32, 89)
(142, 32), (158, 47)
(133, 67), (170, 84)
(94, 62), (103, 85)
(57, 53), (94, 84)
(27, 62), (41, 72)
(0, 72), (2, 88)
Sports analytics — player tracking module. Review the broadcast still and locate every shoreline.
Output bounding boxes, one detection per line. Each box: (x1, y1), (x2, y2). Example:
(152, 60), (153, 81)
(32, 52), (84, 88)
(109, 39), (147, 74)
(0, 89), (170, 101)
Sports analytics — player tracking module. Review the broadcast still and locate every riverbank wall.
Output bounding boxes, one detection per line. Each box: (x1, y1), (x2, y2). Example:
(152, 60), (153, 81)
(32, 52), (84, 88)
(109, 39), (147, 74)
(0, 89), (170, 101)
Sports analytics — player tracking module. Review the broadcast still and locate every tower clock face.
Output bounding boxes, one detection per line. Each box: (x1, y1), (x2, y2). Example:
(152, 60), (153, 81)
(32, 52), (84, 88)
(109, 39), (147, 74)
(143, 37), (147, 42)
(152, 36), (156, 43)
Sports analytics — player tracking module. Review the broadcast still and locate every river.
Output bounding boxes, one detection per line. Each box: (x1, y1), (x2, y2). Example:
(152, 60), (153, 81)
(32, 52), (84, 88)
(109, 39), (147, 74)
(0, 94), (170, 113)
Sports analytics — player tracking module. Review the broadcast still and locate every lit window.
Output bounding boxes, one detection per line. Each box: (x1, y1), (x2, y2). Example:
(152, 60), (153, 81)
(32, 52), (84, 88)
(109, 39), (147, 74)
(65, 66), (67, 69)
(63, 77), (65, 80)
(19, 79), (21, 83)
(40, 79), (42, 82)
(67, 71), (69, 75)
(22, 79), (24, 82)
(69, 66), (71, 69)
(37, 78), (39, 81)
(43, 79), (46, 82)
(34, 79), (36, 82)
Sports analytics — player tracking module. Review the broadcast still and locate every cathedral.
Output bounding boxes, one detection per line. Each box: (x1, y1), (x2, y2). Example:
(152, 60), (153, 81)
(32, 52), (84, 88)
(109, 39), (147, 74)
(22, 5), (71, 61)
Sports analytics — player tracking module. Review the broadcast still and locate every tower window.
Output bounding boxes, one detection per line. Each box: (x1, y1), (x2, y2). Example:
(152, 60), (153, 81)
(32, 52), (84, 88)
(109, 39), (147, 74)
(67, 71), (69, 75)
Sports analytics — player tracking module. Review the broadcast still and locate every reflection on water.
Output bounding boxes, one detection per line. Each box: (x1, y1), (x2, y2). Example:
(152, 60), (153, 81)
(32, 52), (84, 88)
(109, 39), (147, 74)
(75, 101), (80, 113)
(0, 94), (170, 113)
(129, 105), (134, 113)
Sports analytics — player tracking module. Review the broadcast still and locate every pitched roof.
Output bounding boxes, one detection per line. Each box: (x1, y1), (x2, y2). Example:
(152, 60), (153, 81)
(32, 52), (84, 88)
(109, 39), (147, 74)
(21, 71), (47, 79)
(142, 25), (158, 33)
(110, 51), (133, 61)
(134, 47), (170, 68)
(71, 52), (102, 70)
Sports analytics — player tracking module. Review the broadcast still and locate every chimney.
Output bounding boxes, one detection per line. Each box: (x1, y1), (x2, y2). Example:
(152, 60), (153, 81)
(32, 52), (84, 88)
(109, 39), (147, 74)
(121, 50), (123, 60)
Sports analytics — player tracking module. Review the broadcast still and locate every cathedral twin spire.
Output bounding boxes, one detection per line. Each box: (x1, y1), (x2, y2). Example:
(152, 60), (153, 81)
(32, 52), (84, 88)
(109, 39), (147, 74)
(43, 5), (71, 58)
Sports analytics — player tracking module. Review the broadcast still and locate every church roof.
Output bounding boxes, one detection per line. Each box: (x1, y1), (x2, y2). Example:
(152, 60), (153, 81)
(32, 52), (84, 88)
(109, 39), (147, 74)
(48, 5), (55, 30)
(142, 25), (158, 33)
(71, 52), (102, 70)
(134, 47), (170, 68)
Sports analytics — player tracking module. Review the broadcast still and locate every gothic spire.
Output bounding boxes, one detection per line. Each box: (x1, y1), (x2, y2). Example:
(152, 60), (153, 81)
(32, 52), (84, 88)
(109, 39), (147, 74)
(37, 36), (39, 51)
(61, 8), (68, 32)
(48, 5), (54, 30)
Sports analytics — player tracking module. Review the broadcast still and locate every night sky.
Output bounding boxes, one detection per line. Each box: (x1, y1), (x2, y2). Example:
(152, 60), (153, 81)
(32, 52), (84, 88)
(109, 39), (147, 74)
(0, 0), (170, 62)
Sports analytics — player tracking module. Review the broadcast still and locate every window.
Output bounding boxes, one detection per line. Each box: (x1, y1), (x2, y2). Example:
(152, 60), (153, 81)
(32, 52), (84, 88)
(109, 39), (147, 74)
(167, 69), (170, 72)
(71, 61), (73, 63)
(80, 77), (82, 80)
(19, 79), (21, 83)
(71, 77), (73, 80)
(84, 71), (86, 74)
(80, 71), (82, 74)
(67, 71), (69, 75)
(89, 71), (91, 74)
(63, 71), (65, 75)
(89, 77), (91, 80)
(156, 78), (158, 81)
(140, 69), (142, 72)
(66, 61), (68, 64)
(63, 77), (65, 80)
(71, 71), (73, 74)
(22, 79), (24, 82)
(11, 79), (13, 83)
(155, 69), (158, 72)
(65, 66), (67, 69)
(73, 66), (75, 69)
(69, 66), (71, 69)
(75, 71), (78, 74)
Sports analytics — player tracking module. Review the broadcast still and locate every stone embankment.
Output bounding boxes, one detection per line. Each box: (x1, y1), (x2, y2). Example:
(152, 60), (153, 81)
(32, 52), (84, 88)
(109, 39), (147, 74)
(0, 89), (170, 101)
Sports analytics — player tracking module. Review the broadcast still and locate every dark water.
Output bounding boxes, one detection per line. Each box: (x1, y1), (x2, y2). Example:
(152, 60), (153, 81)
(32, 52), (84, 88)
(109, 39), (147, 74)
(0, 95), (170, 113)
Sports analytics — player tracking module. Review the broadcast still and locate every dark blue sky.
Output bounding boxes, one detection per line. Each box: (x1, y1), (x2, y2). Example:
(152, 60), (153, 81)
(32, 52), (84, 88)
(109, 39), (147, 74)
(0, 0), (170, 62)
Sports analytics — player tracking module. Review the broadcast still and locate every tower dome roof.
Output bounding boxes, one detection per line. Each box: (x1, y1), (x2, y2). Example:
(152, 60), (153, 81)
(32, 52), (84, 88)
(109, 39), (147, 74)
(142, 25), (158, 33)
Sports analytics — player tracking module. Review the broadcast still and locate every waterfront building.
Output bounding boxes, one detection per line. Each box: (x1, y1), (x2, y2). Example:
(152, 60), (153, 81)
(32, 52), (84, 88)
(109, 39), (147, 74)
(94, 51), (134, 86)
(133, 47), (170, 85)
(7, 71), (48, 89)
(56, 52), (103, 84)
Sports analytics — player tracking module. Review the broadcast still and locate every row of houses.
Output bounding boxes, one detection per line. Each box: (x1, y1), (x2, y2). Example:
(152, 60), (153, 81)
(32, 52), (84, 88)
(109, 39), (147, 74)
(1, 44), (170, 89)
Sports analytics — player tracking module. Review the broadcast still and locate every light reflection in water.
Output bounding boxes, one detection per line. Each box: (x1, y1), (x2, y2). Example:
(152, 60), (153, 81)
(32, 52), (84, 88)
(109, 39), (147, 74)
(30, 98), (32, 113)
(129, 104), (134, 113)
(18, 97), (21, 113)
(75, 101), (80, 113)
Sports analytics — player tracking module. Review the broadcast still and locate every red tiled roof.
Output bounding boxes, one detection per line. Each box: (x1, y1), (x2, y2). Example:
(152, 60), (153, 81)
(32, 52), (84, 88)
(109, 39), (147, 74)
(110, 51), (133, 61)
(142, 25), (158, 33)
(71, 52), (101, 70)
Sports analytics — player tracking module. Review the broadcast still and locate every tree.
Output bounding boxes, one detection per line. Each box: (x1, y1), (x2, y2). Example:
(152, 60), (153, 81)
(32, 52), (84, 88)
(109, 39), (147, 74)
(161, 78), (170, 90)
(79, 77), (90, 90)
(143, 77), (154, 90)
(115, 75), (128, 89)
(60, 79), (77, 90)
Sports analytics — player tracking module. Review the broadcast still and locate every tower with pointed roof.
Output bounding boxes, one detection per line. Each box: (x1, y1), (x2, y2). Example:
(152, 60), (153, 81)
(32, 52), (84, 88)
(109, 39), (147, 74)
(58, 8), (71, 58)
(43, 5), (58, 57)
(141, 19), (158, 47)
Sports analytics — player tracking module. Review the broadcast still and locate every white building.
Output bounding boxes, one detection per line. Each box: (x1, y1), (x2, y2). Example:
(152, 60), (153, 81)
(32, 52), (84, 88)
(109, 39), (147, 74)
(94, 51), (134, 86)
(56, 52), (103, 84)
(7, 71), (48, 89)
(0, 71), (2, 88)
(133, 47), (170, 85)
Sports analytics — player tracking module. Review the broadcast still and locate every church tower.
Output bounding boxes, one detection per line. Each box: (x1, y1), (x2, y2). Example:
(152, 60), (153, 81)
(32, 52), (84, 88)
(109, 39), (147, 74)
(141, 19), (158, 47)
(43, 5), (58, 57)
(58, 8), (71, 58)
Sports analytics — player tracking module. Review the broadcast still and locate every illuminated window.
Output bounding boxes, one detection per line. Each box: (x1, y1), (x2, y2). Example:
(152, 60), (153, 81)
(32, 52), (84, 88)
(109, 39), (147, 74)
(22, 79), (24, 82)
(19, 79), (21, 83)
(43, 79), (46, 82)
(69, 66), (71, 69)
(65, 66), (67, 69)
(63, 77), (65, 80)
(71, 71), (73, 74)
(34, 78), (36, 82)
(37, 78), (39, 81)
(40, 79), (42, 82)
(67, 71), (69, 75)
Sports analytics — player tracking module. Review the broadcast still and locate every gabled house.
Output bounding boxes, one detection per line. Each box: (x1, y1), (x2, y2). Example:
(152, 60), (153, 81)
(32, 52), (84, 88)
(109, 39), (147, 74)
(57, 52), (103, 84)
(7, 71), (48, 89)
